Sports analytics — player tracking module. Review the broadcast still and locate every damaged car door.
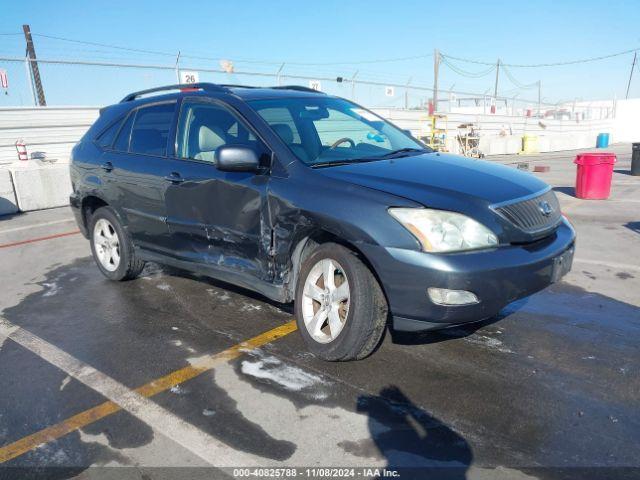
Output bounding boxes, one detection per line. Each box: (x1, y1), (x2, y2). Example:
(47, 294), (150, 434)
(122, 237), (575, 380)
(165, 98), (273, 283)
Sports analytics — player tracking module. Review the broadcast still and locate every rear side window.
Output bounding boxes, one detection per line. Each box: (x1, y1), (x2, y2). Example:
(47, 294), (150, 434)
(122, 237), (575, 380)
(113, 112), (135, 152)
(96, 118), (123, 148)
(129, 103), (175, 156)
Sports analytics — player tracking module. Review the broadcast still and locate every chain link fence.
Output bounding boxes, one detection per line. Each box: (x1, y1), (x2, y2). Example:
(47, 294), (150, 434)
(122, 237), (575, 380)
(0, 56), (616, 121)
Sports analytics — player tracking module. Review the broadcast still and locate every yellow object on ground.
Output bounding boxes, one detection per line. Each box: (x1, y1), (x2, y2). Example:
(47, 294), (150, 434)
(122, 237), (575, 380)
(521, 135), (539, 154)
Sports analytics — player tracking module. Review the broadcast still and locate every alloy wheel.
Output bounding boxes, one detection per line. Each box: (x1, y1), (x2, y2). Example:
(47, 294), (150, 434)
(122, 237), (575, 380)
(301, 258), (350, 344)
(93, 218), (121, 272)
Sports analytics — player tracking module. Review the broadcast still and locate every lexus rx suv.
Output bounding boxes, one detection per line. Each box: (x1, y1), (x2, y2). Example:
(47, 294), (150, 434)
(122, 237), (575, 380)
(70, 83), (575, 360)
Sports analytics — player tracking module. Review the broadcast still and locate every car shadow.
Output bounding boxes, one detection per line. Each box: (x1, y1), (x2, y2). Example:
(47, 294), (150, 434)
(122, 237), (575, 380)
(155, 264), (294, 315)
(357, 385), (472, 479)
(624, 221), (640, 236)
(552, 186), (576, 198)
(389, 312), (508, 346)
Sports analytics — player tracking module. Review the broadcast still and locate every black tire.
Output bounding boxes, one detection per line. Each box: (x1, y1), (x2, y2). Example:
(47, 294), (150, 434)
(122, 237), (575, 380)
(89, 206), (145, 281)
(294, 243), (388, 361)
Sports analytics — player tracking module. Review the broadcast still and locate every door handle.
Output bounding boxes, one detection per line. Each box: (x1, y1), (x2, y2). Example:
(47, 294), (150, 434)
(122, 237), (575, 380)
(164, 172), (184, 184)
(101, 161), (113, 172)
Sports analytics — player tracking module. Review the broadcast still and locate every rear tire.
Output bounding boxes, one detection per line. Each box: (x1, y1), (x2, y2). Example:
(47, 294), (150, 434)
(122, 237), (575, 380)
(294, 243), (388, 361)
(89, 206), (145, 281)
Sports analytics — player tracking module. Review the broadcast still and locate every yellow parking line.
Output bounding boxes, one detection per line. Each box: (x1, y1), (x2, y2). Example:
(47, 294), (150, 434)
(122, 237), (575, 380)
(0, 320), (297, 464)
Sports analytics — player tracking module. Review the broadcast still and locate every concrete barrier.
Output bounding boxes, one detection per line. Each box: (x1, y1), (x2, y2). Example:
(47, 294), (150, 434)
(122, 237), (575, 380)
(0, 169), (18, 216)
(10, 164), (72, 212)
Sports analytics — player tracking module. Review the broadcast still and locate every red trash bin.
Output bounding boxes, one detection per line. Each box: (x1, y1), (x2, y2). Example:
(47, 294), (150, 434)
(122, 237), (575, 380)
(573, 152), (616, 199)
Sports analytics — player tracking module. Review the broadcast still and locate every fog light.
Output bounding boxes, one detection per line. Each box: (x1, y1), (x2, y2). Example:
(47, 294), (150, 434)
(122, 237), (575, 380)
(428, 288), (479, 306)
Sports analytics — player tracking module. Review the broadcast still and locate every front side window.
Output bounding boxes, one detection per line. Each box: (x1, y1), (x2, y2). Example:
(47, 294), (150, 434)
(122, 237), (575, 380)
(249, 97), (428, 166)
(129, 102), (175, 156)
(176, 101), (260, 164)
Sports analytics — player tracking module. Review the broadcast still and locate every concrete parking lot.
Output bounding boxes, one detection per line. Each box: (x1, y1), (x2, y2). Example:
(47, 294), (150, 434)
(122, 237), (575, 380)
(0, 144), (638, 479)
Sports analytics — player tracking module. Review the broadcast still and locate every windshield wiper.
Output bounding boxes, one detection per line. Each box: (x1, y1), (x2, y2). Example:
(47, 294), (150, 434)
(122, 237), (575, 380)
(310, 148), (428, 168)
(310, 158), (382, 168)
(377, 147), (428, 158)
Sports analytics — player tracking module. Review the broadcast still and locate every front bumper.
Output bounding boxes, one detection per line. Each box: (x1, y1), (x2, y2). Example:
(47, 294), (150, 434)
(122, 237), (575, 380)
(359, 219), (576, 331)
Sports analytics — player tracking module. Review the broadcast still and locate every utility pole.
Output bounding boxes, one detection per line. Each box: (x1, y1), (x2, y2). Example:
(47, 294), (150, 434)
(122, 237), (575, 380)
(537, 80), (541, 117)
(492, 59), (500, 113)
(174, 51), (181, 83)
(351, 70), (358, 101)
(625, 51), (637, 99)
(276, 63), (285, 86)
(404, 76), (412, 109)
(432, 49), (440, 113)
(22, 24), (46, 106)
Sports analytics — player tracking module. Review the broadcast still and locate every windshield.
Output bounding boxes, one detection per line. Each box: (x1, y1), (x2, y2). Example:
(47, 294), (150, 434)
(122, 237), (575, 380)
(248, 97), (430, 166)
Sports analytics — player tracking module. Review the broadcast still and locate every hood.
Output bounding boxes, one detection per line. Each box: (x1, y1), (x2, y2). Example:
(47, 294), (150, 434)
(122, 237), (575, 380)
(317, 152), (548, 208)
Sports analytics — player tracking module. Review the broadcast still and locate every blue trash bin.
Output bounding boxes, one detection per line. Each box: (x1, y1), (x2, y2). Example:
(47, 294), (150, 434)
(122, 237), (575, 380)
(596, 133), (610, 148)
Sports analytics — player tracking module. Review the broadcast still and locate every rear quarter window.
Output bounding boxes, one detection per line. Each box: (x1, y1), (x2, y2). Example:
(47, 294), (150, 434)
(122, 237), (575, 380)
(96, 118), (123, 148)
(129, 102), (176, 156)
(113, 112), (135, 152)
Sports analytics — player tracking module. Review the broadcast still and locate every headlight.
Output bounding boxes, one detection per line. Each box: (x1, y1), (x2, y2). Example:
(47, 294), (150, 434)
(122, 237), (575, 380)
(389, 208), (498, 252)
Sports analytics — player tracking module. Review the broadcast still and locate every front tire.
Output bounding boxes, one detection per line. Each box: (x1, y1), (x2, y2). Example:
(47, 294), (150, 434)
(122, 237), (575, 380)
(89, 206), (145, 281)
(294, 243), (388, 361)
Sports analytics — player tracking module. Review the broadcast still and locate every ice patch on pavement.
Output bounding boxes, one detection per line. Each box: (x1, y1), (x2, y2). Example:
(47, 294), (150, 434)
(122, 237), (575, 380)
(170, 385), (189, 395)
(42, 282), (60, 297)
(207, 288), (231, 301)
(60, 375), (71, 391)
(241, 354), (328, 396)
(464, 334), (513, 353)
(240, 303), (262, 312)
(140, 263), (164, 279)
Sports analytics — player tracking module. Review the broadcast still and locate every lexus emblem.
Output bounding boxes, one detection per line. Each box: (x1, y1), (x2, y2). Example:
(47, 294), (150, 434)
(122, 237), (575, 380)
(538, 200), (554, 216)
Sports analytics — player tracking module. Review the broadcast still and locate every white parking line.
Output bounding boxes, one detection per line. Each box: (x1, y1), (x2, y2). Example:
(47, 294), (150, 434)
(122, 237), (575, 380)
(0, 218), (75, 234)
(574, 257), (640, 272)
(0, 317), (267, 467)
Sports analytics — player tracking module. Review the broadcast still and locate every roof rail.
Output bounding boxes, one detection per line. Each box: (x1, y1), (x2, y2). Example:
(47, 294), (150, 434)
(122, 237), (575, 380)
(271, 85), (326, 94)
(119, 83), (228, 103)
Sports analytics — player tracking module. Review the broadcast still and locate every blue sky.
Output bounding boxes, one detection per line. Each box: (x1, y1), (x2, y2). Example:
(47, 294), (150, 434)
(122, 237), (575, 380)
(0, 0), (639, 106)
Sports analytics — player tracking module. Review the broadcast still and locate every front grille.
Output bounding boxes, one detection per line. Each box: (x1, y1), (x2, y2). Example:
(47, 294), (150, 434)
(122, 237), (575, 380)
(492, 188), (561, 234)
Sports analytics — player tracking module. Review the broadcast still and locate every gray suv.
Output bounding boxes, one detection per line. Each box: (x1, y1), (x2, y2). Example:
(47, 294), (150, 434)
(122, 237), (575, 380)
(70, 83), (575, 360)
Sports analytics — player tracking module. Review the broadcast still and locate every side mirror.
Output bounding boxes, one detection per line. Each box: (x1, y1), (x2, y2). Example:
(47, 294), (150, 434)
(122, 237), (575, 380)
(403, 129), (414, 137)
(215, 145), (260, 172)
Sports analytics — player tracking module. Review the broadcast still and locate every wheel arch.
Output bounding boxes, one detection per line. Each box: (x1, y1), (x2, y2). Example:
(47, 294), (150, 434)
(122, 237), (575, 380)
(80, 195), (109, 232)
(286, 228), (388, 305)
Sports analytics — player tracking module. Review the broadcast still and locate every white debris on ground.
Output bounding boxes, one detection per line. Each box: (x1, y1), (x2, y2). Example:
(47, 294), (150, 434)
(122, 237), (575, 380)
(156, 283), (171, 291)
(202, 408), (216, 417)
